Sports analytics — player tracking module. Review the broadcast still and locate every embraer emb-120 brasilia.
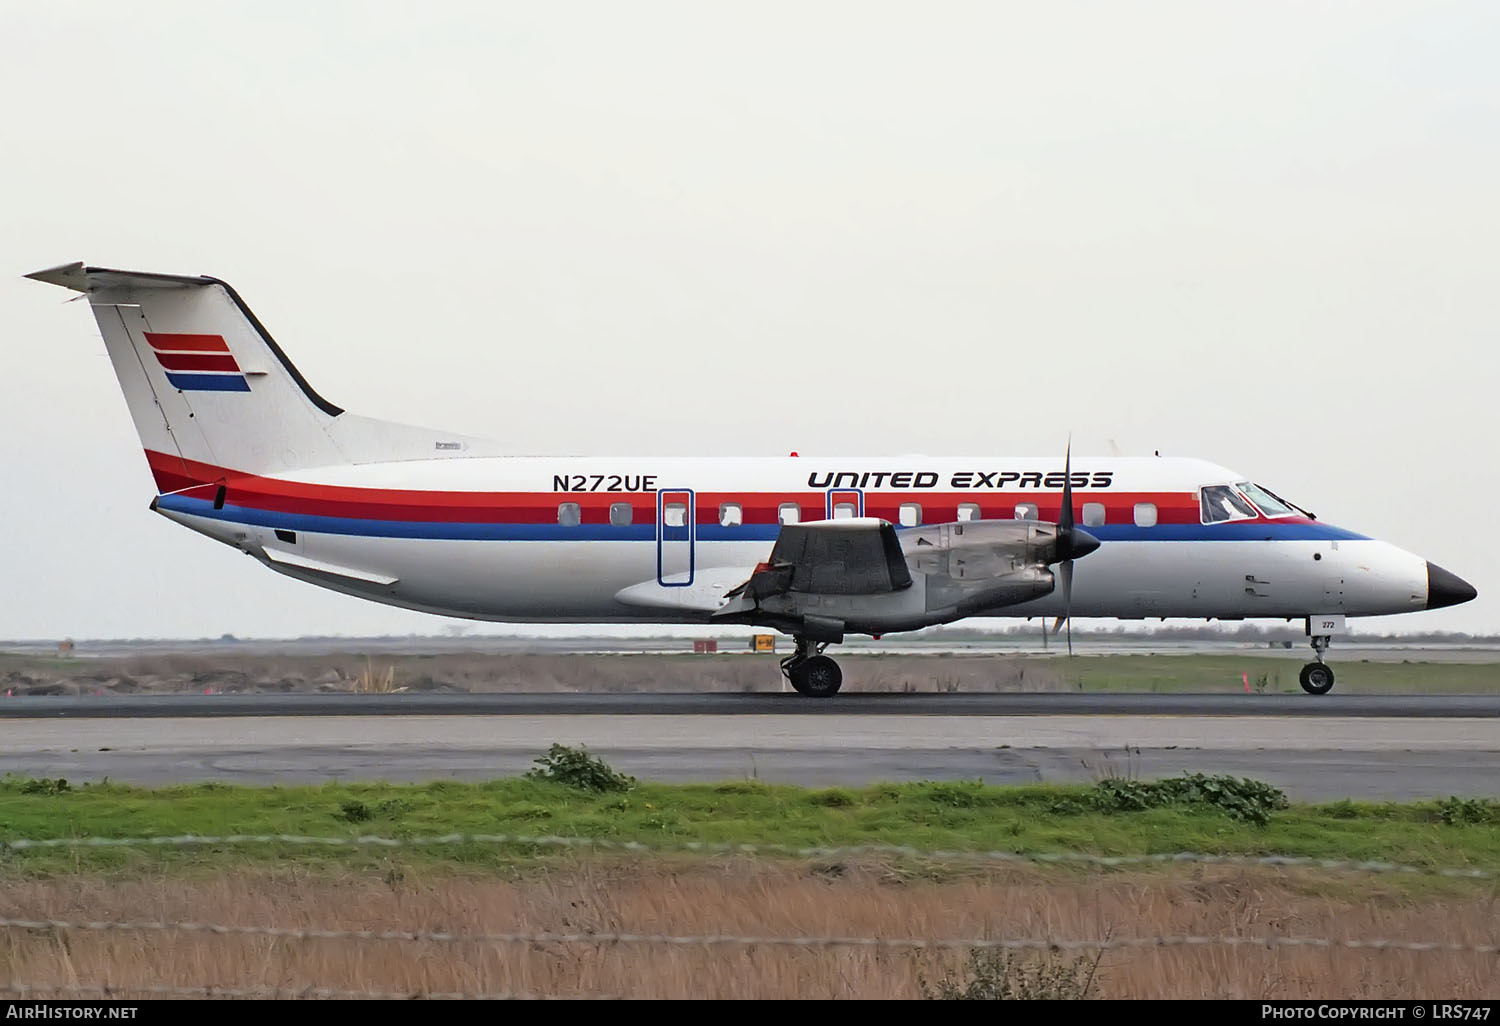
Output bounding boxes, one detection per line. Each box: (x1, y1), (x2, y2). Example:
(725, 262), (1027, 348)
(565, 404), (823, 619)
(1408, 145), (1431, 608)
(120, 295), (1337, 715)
(27, 262), (1477, 697)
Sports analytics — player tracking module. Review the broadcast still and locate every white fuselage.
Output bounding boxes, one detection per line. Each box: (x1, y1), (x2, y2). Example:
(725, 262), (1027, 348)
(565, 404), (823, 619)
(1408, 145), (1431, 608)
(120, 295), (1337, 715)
(151, 453), (1431, 628)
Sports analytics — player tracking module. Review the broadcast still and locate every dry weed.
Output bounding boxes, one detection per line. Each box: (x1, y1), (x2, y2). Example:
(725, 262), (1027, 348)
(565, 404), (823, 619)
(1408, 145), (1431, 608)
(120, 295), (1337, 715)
(2, 860), (1496, 999)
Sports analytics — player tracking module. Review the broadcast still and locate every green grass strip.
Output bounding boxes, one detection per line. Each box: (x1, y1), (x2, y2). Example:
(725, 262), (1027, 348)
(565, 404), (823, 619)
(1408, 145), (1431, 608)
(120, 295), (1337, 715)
(1, 775), (1497, 878)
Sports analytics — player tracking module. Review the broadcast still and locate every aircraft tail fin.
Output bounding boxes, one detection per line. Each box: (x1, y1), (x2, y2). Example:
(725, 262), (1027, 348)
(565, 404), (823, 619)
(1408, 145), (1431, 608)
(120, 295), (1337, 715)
(26, 262), (490, 493)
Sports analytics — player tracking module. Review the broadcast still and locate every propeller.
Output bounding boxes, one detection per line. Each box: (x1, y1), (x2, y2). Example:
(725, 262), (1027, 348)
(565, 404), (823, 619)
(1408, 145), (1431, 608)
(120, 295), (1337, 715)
(1049, 438), (1100, 657)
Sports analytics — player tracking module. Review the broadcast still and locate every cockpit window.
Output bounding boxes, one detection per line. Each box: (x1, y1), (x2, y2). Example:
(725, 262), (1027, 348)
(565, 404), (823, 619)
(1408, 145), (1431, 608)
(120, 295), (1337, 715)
(1236, 482), (1296, 518)
(1200, 484), (1259, 524)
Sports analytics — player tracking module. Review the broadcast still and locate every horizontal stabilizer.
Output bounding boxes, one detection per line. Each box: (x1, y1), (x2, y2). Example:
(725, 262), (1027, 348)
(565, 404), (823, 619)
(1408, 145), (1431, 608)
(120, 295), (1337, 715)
(26, 262), (212, 293)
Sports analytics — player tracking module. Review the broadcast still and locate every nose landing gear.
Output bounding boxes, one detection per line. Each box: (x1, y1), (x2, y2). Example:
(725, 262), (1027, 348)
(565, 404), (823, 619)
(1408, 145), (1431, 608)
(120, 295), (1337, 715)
(780, 636), (843, 697)
(1300, 633), (1335, 695)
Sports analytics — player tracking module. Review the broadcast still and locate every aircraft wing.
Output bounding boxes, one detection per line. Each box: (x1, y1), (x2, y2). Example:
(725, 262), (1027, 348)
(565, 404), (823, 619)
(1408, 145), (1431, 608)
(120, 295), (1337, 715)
(618, 518), (1065, 639)
(611, 518), (912, 616)
(727, 518), (913, 601)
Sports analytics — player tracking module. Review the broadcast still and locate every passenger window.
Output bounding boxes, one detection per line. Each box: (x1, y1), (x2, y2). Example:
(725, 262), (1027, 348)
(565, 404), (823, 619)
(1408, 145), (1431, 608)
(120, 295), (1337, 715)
(610, 502), (633, 526)
(1014, 503), (1038, 520)
(1082, 502), (1106, 527)
(957, 502), (981, 522)
(663, 502), (688, 528)
(778, 503), (800, 525)
(898, 503), (922, 527)
(1200, 484), (1258, 524)
(833, 502), (857, 519)
(1134, 502), (1157, 527)
(557, 502), (581, 526)
(719, 502), (742, 526)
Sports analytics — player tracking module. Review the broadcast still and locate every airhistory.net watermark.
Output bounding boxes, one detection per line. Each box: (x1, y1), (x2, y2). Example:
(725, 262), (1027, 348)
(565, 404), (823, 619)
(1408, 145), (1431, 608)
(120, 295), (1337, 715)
(6, 1008), (137, 1019)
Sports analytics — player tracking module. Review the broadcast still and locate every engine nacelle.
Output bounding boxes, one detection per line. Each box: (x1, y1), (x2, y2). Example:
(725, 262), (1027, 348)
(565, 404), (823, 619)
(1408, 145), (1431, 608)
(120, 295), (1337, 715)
(899, 519), (1062, 580)
(715, 519), (1059, 639)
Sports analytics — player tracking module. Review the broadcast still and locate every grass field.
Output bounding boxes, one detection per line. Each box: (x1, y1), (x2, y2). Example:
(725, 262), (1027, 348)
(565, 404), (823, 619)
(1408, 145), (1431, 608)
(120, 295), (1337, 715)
(3, 773), (1499, 999)
(6, 862), (1500, 999)
(3, 776), (1497, 877)
(4, 649), (1499, 694)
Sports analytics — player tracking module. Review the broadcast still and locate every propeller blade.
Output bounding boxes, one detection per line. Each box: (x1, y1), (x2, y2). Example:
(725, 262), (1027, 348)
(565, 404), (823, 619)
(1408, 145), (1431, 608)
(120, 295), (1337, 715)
(1059, 558), (1074, 652)
(1052, 436), (1100, 563)
(1052, 436), (1089, 658)
(1059, 436), (1074, 535)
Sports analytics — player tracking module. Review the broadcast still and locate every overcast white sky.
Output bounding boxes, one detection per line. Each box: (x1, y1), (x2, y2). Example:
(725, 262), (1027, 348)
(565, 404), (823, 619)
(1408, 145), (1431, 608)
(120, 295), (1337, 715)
(2, 2), (1495, 639)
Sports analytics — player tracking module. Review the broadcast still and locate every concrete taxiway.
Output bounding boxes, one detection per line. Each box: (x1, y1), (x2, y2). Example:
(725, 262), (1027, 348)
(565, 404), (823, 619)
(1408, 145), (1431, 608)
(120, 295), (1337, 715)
(1, 693), (1495, 800)
(5, 692), (1500, 718)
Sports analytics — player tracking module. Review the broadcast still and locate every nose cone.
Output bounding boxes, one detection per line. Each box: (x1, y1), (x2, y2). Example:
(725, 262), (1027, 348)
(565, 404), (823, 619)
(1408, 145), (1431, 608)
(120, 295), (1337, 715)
(1426, 562), (1477, 610)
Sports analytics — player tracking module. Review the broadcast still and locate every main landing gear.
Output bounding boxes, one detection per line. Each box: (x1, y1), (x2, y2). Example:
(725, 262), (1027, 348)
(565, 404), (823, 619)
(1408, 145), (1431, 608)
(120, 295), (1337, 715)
(1300, 634), (1335, 695)
(780, 636), (843, 697)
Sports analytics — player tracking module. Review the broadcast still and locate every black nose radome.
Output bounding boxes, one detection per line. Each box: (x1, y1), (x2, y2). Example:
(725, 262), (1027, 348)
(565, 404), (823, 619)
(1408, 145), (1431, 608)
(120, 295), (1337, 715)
(1427, 562), (1477, 610)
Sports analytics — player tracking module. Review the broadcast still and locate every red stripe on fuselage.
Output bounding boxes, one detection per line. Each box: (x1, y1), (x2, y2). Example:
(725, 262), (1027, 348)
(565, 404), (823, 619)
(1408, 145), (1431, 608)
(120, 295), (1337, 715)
(152, 352), (242, 373)
(142, 450), (1220, 527)
(143, 333), (231, 353)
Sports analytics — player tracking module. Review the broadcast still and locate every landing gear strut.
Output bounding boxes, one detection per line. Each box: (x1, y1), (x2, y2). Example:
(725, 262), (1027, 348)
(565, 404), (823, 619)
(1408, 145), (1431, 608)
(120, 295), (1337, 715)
(780, 636), (843, 697)
(1300, 635), (1335, 695)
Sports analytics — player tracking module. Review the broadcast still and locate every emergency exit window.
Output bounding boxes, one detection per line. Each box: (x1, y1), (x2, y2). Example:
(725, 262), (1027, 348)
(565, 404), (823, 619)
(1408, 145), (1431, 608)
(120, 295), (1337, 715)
(898, 503), (922, 527)
(1134, 502), (1157, 527)
(610, 502), (633, 526)
(719, 503), (742, 526)
(557, 502), (581, 526)
(779, 503), (800, 524)
(833, 502), (857, 519)
(664, 502), (688, 528)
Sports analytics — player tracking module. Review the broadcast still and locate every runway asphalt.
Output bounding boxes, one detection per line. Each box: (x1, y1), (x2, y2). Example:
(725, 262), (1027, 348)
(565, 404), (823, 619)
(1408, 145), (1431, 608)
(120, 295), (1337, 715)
(1, 694), (1496, 801)
(4, 692), (1499, 718)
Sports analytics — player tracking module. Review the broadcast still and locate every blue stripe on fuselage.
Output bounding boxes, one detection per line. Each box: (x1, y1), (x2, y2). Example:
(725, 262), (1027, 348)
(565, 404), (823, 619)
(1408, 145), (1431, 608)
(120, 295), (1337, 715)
(1087, 522), (1367, 542)
(154, 494), (1370, 543)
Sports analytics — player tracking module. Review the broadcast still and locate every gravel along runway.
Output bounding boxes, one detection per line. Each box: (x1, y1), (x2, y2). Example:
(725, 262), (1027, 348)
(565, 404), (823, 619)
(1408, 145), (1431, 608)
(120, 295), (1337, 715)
(2, 694), (1496, 801)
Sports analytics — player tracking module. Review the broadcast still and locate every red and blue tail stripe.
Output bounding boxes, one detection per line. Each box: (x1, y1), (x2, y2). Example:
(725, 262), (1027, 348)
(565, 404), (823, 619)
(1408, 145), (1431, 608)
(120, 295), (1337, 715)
(144, 333), (250, 392)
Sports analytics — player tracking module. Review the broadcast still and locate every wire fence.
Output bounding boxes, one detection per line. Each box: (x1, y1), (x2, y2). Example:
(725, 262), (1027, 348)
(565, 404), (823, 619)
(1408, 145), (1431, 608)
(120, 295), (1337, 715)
(0, 981), (612, 1000)
(6, 833), (1497, 999)
(4, 916), (1499, 956)
(3, 832), (1496, 880)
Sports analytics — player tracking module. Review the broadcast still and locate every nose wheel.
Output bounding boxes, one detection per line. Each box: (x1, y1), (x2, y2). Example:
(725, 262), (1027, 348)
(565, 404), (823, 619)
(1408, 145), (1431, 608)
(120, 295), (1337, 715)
(1300, 634), (1335, 695)
(780, 637), (843, 697)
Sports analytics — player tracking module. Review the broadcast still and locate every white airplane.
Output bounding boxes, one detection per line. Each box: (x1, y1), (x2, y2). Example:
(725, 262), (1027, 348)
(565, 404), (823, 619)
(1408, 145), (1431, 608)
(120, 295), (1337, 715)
(27, 262), (1477, 697)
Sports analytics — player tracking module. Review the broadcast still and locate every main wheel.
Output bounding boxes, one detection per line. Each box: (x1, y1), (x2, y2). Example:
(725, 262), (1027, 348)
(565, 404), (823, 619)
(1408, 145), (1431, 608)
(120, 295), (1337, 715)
(799, 655), (843, 697)
(1299, 663), (1335, 695)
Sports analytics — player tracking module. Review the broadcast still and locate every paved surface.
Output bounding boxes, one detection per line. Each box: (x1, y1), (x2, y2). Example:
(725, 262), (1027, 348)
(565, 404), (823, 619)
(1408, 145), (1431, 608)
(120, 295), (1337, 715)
(4, 692), (1499, 718)
(2, 706), (1496, 801)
